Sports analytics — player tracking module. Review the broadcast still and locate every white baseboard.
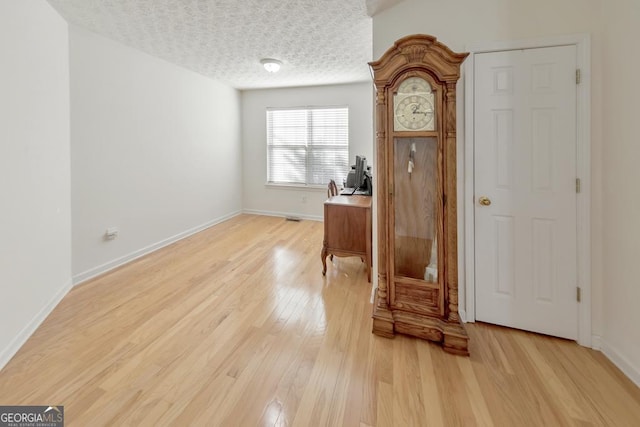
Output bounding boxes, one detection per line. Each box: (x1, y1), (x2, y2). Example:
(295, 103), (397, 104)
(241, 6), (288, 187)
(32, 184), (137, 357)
(72, 211), (241, 286)
(0, 279), (72, 370)
(600, 339), (640, 388)
(459, 309), (468, 323)
(591, 334), (602, 351)
(243, 209), (322, 222)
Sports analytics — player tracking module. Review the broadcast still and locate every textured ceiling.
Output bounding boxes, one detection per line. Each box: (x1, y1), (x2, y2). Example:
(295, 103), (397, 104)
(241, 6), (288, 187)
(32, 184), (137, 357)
(47, 0), (377, 89)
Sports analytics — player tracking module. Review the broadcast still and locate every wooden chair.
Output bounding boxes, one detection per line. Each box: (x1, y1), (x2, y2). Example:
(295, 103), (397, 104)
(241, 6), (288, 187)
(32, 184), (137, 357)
(327, 179), (339, 198)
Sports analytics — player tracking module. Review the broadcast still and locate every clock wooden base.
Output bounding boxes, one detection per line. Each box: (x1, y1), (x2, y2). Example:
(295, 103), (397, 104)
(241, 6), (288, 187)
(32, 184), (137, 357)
(372, 291), (469, 356)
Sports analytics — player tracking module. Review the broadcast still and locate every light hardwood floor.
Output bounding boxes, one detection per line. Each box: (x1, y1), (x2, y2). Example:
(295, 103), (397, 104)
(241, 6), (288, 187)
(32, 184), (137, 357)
(0, 214), (639, 426)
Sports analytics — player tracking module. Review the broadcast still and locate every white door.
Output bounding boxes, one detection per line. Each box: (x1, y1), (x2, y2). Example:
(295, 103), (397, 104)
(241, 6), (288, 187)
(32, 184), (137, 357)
(474, 45), (578, 340)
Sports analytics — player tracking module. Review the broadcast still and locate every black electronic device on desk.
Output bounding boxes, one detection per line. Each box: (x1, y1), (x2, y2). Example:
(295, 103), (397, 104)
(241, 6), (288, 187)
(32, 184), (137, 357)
(340, 155), (373, 196)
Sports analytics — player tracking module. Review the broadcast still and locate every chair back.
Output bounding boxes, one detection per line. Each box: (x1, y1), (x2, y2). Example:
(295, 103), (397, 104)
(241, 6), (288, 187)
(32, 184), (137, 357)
(327, 180), (339, 198)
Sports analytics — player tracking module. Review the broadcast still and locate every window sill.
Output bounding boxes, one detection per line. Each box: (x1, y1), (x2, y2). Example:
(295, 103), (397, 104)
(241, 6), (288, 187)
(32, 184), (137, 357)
(265, 183), (327, 191)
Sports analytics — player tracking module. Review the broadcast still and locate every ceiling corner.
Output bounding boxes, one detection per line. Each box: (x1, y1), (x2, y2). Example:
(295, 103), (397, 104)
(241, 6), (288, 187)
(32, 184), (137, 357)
(365, 0), (406, 17)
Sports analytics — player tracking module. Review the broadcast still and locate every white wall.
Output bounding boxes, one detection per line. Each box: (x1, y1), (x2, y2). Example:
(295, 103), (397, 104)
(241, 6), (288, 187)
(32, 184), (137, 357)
(372, 0), (602, 58)
(0, 1), (72, 367)
(241, 83), (374, 219)
(600, 0), (640, 385)
(69, 27), (242, 282)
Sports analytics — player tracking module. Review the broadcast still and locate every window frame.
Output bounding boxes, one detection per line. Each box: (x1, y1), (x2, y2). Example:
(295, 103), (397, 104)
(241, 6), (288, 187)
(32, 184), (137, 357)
(266, 105), (349, 188)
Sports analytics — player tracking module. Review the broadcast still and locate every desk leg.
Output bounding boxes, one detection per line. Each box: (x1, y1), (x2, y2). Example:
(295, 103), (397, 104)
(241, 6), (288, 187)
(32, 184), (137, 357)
(321, 242), (328, 276)
(366, 207), (372, 283)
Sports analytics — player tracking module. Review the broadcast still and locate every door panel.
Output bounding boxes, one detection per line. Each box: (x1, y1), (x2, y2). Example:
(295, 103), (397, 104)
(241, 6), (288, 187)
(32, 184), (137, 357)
(474, 45), (578, 340)
(493, 215), (515, 297)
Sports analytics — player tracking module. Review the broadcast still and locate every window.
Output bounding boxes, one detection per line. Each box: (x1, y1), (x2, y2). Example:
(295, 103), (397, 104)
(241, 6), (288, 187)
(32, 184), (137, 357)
(267, 106), (349, 186)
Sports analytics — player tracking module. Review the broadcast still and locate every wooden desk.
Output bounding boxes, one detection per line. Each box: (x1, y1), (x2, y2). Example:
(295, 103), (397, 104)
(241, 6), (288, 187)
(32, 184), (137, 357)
(321, 195), (372, 282)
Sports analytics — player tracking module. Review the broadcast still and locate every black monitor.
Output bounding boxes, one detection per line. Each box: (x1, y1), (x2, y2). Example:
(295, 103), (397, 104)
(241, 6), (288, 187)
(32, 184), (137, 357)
(354, 155), (367, 190)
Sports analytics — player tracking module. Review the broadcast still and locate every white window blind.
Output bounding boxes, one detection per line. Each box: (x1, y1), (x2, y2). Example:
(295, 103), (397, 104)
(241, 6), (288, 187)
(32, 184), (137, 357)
(267, 106), (349, 186)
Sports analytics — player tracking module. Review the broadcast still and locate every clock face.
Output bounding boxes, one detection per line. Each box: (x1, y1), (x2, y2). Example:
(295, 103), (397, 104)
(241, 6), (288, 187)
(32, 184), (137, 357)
(393, 77), (436, 131)
(395, 95), (434, 130)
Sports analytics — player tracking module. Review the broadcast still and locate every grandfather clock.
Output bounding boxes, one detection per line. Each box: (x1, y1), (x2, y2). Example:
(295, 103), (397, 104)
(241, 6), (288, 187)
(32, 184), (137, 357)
(370, 34), (469, 355)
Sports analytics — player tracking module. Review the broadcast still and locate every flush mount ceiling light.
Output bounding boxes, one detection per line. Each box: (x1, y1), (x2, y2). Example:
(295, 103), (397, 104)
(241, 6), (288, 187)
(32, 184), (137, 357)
(260, 58), (282, 73)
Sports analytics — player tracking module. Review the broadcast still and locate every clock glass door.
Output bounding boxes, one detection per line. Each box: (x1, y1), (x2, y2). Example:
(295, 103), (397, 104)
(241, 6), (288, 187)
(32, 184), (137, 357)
(393, 136), (440, 282)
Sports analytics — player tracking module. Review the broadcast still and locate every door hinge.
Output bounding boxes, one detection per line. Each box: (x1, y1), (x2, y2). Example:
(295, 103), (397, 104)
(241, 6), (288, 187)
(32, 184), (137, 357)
(576, 69), (581, 84)
(577, 286), (581, 302)
(576, 178), (581, 193)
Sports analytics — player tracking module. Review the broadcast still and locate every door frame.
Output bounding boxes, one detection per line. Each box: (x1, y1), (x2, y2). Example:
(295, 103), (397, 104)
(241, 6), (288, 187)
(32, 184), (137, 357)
(462, 34), (592, 347)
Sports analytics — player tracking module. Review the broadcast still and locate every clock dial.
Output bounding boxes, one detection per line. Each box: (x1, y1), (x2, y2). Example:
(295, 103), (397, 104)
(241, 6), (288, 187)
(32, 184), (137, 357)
(395, 95), (434, 130)
(393, 77), (436, 131)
